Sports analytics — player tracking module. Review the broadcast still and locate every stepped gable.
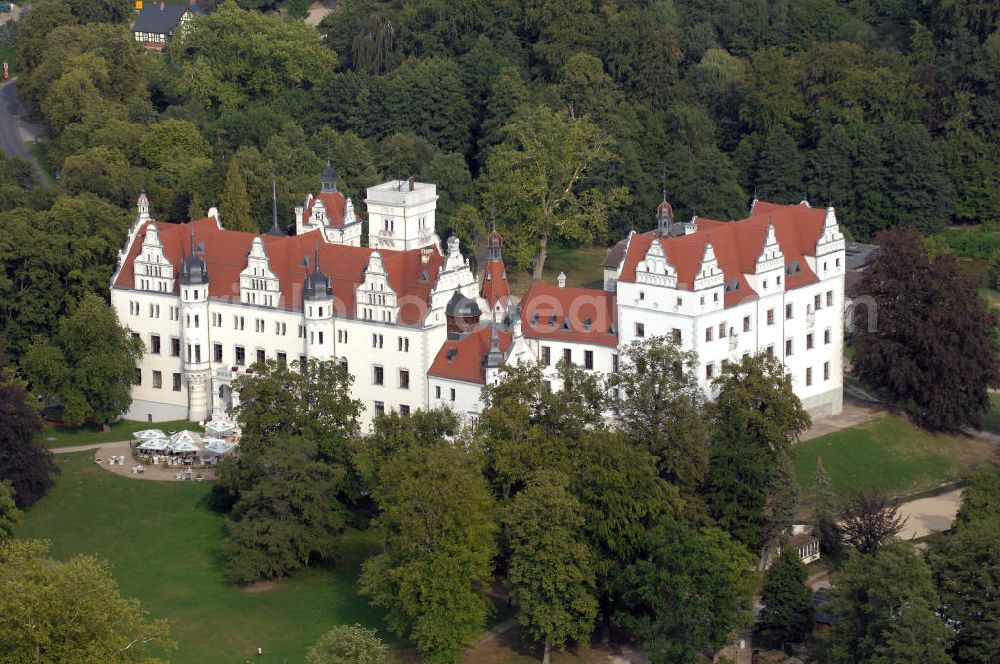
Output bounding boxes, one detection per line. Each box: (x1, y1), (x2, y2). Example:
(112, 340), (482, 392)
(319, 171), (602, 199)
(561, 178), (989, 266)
(303, 192), (360, 228)
(617, 200), (826, 305)
(114, 217), (443, 324)
(519, 282), (618, 347)
(428, 325), (514, 384)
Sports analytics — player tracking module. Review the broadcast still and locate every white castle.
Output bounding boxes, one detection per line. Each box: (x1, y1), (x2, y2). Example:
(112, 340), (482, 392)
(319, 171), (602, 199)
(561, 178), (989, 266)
(112, 166), (845, 427)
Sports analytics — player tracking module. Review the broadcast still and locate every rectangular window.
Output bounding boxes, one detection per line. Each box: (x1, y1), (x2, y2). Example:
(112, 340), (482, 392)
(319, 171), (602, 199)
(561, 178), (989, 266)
(214, 343), (223, 363)
(612, 353), (619, 372)
(399, 369), (410, 389)
(824, 362), (830, 380)
(826, 290), (834, 307)
(194, 345), (201, 363)
(399, 405), (410, 417)
(152, 371), (162, 389)
(277, 352), (287, 367)
(807, 333), (814, 350)
(134, 368), (141, 385)
(767, 344), (774, 357)
(186, 344), (192, 363)
(563, 348), (572, 364)
(435, 385), (441, 399)
(767, 309), (775, 326)
(786, 303), (793, 319)
(450, 388), (456, 401)
(132, 332), (140, 343)
(824, 328), (831, 345)
(374, 401), (385, 417)
(318, 331), (324, 345)
(706, 363), (714, 380)
(298, 325), (305, 338)
(705, 327), (714, 342)
(635, 323), (645, 338)
(235, 346), (245, 366)
(719, 322), (727, 338)
(542, 346), (551, 366)
(171, 337), (180, 357)
(172, 373), (181, 391)
(785, 339), (793, 356)
(256, 349), (265, 364)
(373, 366), (384, 385)
(584, 350), (594, 370)
(806, 367), (813, 386)
(814, 294), (822, 310)
(150, 334), (161, 354)
(671, 328), (681, 343)
(743, 316), (751, 333)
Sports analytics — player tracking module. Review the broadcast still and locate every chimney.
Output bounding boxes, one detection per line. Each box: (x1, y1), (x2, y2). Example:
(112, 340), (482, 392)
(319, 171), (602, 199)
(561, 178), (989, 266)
(408, 176), (415, 192)
(557, 272), (566, 288)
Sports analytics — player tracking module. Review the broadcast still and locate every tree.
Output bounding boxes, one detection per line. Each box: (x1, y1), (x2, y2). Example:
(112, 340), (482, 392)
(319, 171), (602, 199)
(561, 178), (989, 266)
(929, 472), (1000, 664)
(827, 541), (953, 663)
(359, 444), (497, 663)
(65, 0), (132, 24)
(505, 470), (598, 664)
(222, 435), (349, 583)
(22, 294), (144, 430)
(840, 487), (907, 555)
(219, 158), (255, 232)
(758, 547), (814, 650)
(813, 457), (842, 556)
(305, 624), (389, 664)
(852, 229), (1000, 430)
(0, 371), (54, 509)
(480, 105), (628, 279)
(608, 337), (709, 501)
(615, 521), (755, 663)
(0, 539), (174, 662)
(701, 353), (810, 554)
(355, 407), (457, 491)
(0, 481), (20, 542)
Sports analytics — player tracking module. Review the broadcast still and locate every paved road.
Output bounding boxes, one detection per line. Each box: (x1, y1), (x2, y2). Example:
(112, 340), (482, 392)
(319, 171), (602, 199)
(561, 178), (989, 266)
(0, 78), (45, 183)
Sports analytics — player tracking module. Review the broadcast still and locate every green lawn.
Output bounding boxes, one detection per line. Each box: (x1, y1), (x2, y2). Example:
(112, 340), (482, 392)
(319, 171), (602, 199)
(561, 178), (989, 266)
(18, 453), (385, 663)
(37, 419), (196, 449)
(793, 415), (998, 507)
(507, 244), (608, 294)
(984, 393), (1000, 435)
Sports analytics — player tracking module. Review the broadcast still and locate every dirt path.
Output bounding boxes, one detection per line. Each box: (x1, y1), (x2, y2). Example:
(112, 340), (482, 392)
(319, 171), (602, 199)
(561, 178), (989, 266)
(800, 400), (880, 442)
(305, 0), (335, 26)
(49, 441), (128, 454)
(897, 488), (964, 540)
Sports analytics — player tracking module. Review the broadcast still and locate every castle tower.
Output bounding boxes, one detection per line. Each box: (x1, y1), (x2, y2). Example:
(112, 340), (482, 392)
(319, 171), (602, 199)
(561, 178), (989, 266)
(179, 227), (211, 421)
(480, 229), (511, 317)
(303, 244), (334, 361)
(366, 178), (439, 250)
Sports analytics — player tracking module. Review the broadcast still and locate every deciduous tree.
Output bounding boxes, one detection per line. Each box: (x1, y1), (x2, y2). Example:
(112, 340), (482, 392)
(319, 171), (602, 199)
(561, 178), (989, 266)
(22, 294), (143, 430)
(840, 487), (907, 555)
(0, 539), (174, 662)
(305, 624), (389, 664)
(852, 229), (1000, 430)
(505, 470), (597, 664)
(0, 371), (53, 508)
(360, 444), (497, 663)
(0, 481), (20, 542)
(480, 105), (628, 278)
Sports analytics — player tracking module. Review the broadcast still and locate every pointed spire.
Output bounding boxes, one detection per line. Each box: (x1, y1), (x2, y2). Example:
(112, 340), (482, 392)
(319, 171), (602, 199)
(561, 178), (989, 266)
(314, 239), (320, 273)
(267, 176), (285, 236)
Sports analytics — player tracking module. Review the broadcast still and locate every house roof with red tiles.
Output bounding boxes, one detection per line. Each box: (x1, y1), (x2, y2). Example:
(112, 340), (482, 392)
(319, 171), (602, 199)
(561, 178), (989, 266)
(428, 325), (514, 384)
(303, 192), (362, 229)
(519, 283), (618, 347)
(616, 200), (827, 307)
(115, 217), (443, 325)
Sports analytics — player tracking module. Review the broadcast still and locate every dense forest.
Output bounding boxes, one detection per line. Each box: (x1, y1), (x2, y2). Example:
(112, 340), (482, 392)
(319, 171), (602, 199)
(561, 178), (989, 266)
(2, 0), (1000, 357)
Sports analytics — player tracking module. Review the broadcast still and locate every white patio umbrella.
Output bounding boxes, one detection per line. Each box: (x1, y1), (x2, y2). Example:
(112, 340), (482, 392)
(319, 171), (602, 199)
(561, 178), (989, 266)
(204, 419), (235, 436)
(169, 430), (204, 447)
(166, 439), (200, 454)
(137, 438), (169, 452)
(203, 440), (236, 456)
(133, 429), (167, 440)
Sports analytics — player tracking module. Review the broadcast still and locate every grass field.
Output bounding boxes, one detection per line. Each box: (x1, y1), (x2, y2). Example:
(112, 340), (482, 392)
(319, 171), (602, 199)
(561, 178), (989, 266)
(507, 244), (607, 294)
(36, 419), (196, 449)
(18, 453), (385, 663)
(793, 415), (997, 506)
(984, 393), (1000, 435)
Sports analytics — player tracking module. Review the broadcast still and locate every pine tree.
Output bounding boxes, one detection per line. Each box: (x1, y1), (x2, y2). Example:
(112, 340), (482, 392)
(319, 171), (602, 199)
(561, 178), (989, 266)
(814, 457), (842, 556)
(758, 547), (814, 650)
(220, 158), (256, 232)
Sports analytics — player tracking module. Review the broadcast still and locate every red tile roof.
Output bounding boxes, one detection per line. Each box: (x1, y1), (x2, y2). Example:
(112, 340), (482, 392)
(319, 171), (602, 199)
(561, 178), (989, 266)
(519, 283), (618, 347)
(617, 201), (826, 307)
(114, 217), (443, 325)
(480, 259), (511, 309)
(428, 326), (514, 384)
(304, 192), (361, 229)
